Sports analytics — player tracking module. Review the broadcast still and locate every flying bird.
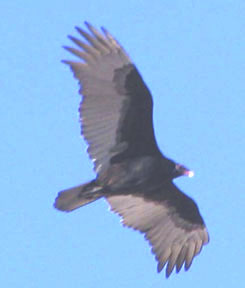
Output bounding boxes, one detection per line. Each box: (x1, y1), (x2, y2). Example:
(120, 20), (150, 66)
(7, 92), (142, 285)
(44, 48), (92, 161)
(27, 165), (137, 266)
(54, 22), (209, 278)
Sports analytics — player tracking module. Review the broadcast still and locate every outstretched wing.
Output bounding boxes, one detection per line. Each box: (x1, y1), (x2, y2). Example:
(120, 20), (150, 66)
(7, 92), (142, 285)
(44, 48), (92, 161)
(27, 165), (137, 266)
(63, 22), (160, 174)
(106, 183), (209, 277)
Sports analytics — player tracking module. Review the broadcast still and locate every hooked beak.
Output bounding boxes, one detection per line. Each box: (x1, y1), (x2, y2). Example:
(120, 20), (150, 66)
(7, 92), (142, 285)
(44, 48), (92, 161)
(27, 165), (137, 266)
(185, 170), (194, 178)
(175, 164), (194, 178)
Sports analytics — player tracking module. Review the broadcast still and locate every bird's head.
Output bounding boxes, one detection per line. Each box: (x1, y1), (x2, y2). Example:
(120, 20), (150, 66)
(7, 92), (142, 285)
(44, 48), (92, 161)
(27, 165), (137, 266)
(173, 163), (194, 179)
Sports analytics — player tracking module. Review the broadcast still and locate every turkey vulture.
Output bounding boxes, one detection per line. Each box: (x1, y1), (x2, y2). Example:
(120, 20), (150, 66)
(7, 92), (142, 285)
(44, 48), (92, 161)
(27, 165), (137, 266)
(54, 22), (209, 278)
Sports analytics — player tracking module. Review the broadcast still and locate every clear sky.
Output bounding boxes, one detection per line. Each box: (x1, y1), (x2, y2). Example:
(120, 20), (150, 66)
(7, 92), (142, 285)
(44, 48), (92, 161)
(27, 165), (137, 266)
(1, 1), (244, 287)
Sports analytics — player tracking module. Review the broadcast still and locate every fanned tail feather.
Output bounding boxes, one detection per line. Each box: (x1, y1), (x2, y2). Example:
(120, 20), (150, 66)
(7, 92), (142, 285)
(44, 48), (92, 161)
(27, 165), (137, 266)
(54, 181), (102, 212)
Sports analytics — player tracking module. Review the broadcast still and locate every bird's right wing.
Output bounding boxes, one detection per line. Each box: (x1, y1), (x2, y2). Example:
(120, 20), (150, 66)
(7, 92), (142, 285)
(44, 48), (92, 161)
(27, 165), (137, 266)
(106, 183), (209, 277)
(63, 22), (160, 175)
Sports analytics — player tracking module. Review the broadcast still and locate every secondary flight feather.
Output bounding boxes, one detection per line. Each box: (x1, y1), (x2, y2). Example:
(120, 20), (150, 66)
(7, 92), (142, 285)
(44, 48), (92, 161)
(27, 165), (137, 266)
(54, 22), (209, 278)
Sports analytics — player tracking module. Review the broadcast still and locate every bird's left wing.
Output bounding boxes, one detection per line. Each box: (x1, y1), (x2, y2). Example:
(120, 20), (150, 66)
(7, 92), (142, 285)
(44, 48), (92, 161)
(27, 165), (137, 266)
(106, 183), (209, 277)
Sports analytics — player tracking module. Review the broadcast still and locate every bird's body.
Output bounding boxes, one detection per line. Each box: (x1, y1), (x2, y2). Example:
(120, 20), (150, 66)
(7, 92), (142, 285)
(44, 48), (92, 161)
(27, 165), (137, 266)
(99, 156), (168, 190)
(54, 22), (209, 277)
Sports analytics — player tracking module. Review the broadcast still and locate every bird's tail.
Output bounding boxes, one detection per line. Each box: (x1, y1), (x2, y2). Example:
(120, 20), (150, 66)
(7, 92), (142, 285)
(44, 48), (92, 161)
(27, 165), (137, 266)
(54, 180), (103, 212)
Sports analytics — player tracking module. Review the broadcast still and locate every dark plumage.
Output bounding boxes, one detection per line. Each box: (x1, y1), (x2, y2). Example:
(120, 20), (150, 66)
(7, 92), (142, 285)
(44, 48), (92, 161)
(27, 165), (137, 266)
(54, 22), (209, 278)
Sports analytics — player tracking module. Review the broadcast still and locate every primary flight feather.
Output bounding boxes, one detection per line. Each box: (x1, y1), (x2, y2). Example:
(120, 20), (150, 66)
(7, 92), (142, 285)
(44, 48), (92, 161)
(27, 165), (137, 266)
(54, 22), (209, 278)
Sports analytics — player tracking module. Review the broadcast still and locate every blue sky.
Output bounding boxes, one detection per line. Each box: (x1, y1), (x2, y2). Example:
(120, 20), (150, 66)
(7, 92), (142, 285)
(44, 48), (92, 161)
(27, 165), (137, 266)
(1, 1), (244, 287)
